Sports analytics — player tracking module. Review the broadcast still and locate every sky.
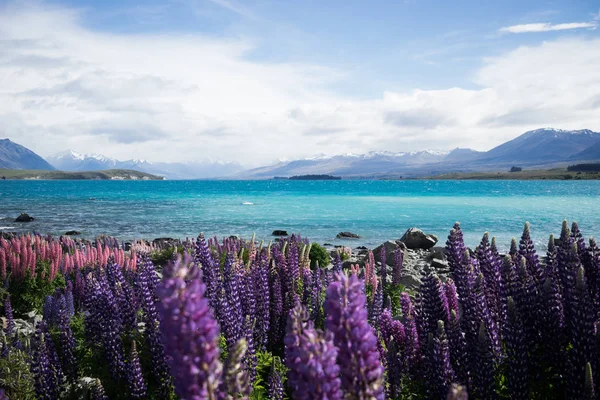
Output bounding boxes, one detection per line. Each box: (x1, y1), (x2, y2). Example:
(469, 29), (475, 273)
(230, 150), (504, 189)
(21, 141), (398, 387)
(1, 0), (600, 166)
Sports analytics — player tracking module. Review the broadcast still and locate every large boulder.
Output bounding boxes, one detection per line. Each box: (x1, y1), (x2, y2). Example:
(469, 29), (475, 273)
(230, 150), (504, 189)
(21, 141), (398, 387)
(65, 230), (81, 236)
(15, 213), (34, 222)
(373, 240), (407, 265)
(400, 228), (438, 250)
(336, 231), (361, 239)
(272, 230), (288, 236)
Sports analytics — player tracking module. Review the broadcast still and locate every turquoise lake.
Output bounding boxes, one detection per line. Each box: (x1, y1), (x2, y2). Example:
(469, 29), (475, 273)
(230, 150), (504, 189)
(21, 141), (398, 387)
(1, 180), (599, 251)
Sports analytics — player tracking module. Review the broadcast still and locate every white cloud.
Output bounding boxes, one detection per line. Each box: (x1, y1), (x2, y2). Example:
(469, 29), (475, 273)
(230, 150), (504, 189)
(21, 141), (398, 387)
(206, 0), (254, 18)
(499, 22), (597, 34)
(1, 3), (600, 167)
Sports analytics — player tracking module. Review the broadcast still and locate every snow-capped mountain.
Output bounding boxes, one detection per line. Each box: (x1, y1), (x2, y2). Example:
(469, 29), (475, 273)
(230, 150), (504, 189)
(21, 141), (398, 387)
(240, 128), (600, 178)
(47, 150), (243, 179)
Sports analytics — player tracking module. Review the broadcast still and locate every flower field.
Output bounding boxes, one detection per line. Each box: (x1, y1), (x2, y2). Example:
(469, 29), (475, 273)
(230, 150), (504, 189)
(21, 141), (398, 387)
(1, 220), (599, 399)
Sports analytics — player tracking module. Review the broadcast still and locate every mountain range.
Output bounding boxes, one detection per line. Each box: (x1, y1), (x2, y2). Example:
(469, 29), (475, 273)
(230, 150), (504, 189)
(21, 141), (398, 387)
(46, 150), (244, 180)
(2, 128), (600, 179)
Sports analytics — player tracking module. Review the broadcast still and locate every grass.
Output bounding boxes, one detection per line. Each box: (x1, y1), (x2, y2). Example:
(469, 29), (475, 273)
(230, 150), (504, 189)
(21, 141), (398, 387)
(425, 168), (600, 180)
(0, 169), (164, 180)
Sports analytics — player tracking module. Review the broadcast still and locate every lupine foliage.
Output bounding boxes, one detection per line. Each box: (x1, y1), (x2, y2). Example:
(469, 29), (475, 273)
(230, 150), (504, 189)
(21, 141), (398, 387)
(1, 222), (600, 399)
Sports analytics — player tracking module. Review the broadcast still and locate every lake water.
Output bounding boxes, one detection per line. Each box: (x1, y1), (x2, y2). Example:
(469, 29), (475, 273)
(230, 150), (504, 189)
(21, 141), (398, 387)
(1, 180), (599, 251)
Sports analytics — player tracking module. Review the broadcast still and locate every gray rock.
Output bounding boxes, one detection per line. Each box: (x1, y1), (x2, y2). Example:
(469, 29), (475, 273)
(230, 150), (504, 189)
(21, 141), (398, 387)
(65, 230), (81, 236)
(336, 231), (361, 239)
(428, 246), (446, 261)
(15, 213), (34, 222)
(373, 240), (407, 265)
(272, 230), (288, 236)
(400, 227), (438, 249)
(431, 258), (449, 270)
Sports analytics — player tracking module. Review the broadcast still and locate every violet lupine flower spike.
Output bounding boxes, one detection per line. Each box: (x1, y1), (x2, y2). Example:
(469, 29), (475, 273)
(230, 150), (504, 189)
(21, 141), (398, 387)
(268, 367), (284, 400)
(284, 304), (342, 400)
(505, 297), (528, 399)
(3, 295), (14, 336)
(473, 322), (496, 400)
(156, 256), (223, 400)
(220, 338), (250, 399)
(325, 273), (385, 400)
(127, 341), (147, 399)
(91, 379), (109, 400)
(392, 247), (404, 286)
(432, 320), (455, 399)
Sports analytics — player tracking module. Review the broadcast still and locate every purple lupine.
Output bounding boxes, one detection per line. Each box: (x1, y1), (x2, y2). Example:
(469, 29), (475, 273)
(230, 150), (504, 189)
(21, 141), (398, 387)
(444, 279), (459, 317)
(505, 297), (528, 399)
(127, 342), (147, 399)
(31, 325), (59, 400)
(332, 252), (343, 273)
(302, 267), (313, 312)
(379, 245), (387, 289)
(446, 310), (470, 386)
(514, 259), (540, 354)
(545, 235), (559, 279)
(540, 275), (566, 377)
(268, 368), (284, 400)
(285, 304), (342, 400)
(420, 274), (450, 337)
(106, 262), (136, 331)
(392, 248), (404, 286)
(432, 321), (455, 399)
(95, 276), (126, 380)
(3, 296), (14, 335)
(472, 322), (496, 400)
(446, 223), (469, 299)
(194, 235), (221, 308)
(243, 316), (257, 385)
(476, 233), (503, 326)
(368, 279), (384, 327)
(241, 269), (257, 321)
(386, 319), (407, 398)
(325, 273), (385, 399)
(269, 262), (284, 351)
(253, 260), (270, 349)
(221, 338), (250, 398)
(222, 254), (244, 349)
(311, 266), (323, 326)
(137, 256), (172, 395)
(156, 256), (222, 399)
(0, 389), (7, 400)
(57, 300), (78, 382)
(583, 238), (600, 312)
(571, 221), (587, 256)
(400, 292), (421, 366)
(567, 266), (596, 399)
(43, 295), (54, 324)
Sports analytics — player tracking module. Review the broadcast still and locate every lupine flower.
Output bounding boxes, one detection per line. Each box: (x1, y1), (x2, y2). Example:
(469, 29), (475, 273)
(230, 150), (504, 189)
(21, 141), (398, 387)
(136, 256), (172, 395)
(3, 296), (14, 335)
(379, 244), (387, 288)
(421, 274), (450, 337)
(392, 247), (404, 286)
(285, 304), (342, 400)
(91, 379), (109, 400)
(505, 297), (528, 399)
(325, 273), (384, 400)
(57, 300), (78, 382)
(369, 278), (384, 327)
(253, 260), (270, 349)
(269, 263), (284, 351)
(268, 367), (284, 400)
(31, 325), (59, 400)
(156, 255), (222, 400)
(220, 338), (250, 398)
(222, 254), (244, 348)
(476, 233), (503, 325)
(432, 321), (455, 399)
(127, 342), (147, 399)
(472, 322), (496, 400)
(446, 310), (469, 386)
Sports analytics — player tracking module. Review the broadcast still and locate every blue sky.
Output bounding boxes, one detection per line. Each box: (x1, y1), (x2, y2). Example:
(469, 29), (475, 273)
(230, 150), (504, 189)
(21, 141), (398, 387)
(0, 0), (599, 165)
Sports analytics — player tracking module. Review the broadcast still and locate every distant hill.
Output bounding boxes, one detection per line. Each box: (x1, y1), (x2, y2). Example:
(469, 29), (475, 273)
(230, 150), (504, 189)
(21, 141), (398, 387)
(47, 150), (243, 179)
(479, 128), (600, 163)
(0, 139), (55, 170)
(239, 128), (600, 179)
(0, 169), (164, 180)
